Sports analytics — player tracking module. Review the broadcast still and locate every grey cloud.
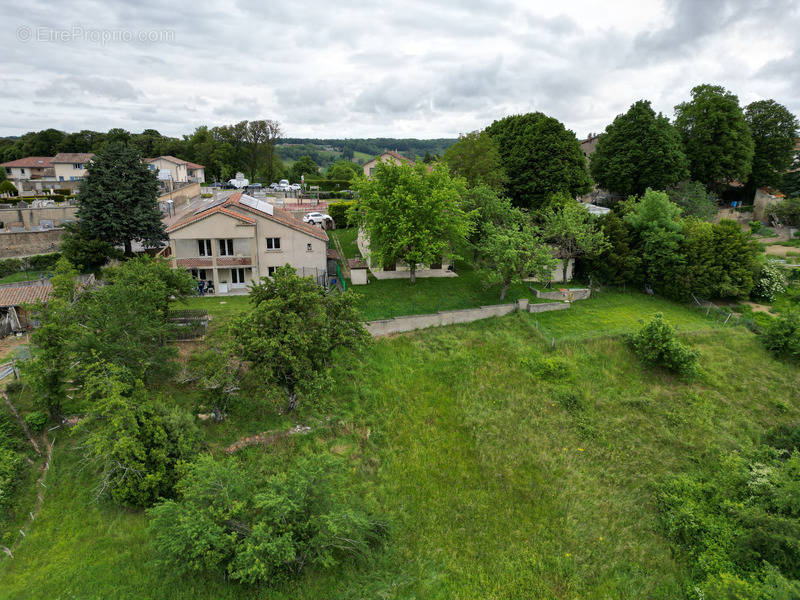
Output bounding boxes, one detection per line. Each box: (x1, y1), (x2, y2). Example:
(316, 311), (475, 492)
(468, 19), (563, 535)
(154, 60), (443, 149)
(36, 76), (142, 100)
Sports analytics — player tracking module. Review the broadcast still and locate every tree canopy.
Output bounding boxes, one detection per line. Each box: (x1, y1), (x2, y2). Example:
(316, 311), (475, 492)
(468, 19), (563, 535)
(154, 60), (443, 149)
(443, 130), (508, 192)
(486, 112), (592, 209)
(231, 266), (369, 411)
(589, 100), (689, 196)
(75, 142), (166, 256)
(674, 84), (754, 190)
(745, 99), (799, 190)
(351, 162), (475, 282)
(289, 155), (319, 182)
(542, 195), (608, 283)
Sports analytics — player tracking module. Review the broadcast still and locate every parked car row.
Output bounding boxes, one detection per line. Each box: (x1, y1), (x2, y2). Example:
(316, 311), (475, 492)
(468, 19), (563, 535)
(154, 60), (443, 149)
(269, 180), (301, 192)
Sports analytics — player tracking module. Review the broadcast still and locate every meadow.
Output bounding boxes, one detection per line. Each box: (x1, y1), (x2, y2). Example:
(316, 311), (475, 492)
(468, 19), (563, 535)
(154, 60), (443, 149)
(1, 290), (798, 599)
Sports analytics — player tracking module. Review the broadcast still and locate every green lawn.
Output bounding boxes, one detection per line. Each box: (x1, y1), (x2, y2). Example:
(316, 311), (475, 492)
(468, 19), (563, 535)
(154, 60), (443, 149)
(0, 271), (49, 285)
(2, 300), (798, 599)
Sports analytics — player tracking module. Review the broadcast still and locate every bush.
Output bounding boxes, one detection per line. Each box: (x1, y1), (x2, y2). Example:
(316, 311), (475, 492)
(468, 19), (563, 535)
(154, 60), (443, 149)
(761, 313), (800, 362)
(772, 197), (800, 226)
(200, 193), (212, 198)
(147, 453), (387, 585)
(0, 258), (24, 278)
(327, 201), (356, 228)
(27, 252), (61, 271)
(521, 355), (571, 379)
(55, 188), (72, 196)
(0, 180), (18, 197)
(752, 261), (788, 302)
(624, 313), (700, 376)
(24, 410), (48, 433)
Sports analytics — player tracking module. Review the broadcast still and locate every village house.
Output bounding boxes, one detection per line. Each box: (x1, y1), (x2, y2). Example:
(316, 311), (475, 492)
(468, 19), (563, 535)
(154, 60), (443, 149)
(362, 150), (414, 178)
(51, 153), (94, 182)
(1, 157), (55, 182)
(145, 156), (206, 183)
(164, 191), (328, 293)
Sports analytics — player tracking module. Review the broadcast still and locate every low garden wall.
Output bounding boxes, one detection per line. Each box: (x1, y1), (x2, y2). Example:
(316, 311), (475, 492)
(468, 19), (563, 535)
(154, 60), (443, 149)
(535, 288), (591, 301)
(365, 300), (570, 337)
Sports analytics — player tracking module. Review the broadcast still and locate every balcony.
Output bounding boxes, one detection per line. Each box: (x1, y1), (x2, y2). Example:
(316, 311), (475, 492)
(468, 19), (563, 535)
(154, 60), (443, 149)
(216, 256), (252, 266)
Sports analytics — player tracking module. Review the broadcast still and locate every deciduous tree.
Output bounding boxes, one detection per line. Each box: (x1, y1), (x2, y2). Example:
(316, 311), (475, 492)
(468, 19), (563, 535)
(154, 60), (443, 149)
(590, 100), (689, 196)
(231, 266), (369, 411)
(443, 130), (508, 192)
(351, 162), (475, 282)
(542, 195), (608, 283)
(674, 84), (754, 190)
(486, 113), (592, 209)
(745, 99), (799, 190)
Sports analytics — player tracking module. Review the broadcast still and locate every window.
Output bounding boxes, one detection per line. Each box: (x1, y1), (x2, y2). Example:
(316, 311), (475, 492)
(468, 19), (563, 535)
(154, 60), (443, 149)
(306, 243), (313, 252)
(73, 163), (83, 169)
(267, 266), (277, 277)
(231, 268), (246, 284)
(266, 237), (281, 250)
(190, 268), (207, 280)
(219, 239), (234, 256)
(197, 239), (212, 256)
(58, 176), (64, 181)
(20, 168), (25, 174)
(369, 167), (375, 177)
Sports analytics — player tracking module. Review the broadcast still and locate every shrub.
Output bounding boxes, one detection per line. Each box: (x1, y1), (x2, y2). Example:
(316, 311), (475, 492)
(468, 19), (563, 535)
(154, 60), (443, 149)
(200, 193), (212, 198)
(327, 201), (356, 228)
(55, 188), (72, 196)
(0, 180), (18, 197)
(752, 261), (788, 302)
(27, 252), (61, 271)
(147, 453), (387, 585)
(0, 446), (23, 510)
(0, 258), (24, 278)
(761, 313), (800, 362)
(749, 220), (762, 234)
(624, 313), (700, 376)
(772, 197), (800, 226)
(521, 355), (571, 380)
(24, 410), (48, 432)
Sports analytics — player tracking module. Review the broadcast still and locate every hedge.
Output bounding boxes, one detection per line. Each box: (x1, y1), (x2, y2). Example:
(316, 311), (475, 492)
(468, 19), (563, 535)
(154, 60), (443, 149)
(327, 201), (357, 228)
(0, 252), (61, 277)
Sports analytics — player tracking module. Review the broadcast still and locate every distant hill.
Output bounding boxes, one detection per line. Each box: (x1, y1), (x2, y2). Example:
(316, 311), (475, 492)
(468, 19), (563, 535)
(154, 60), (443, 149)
(277, 138), (458, 167)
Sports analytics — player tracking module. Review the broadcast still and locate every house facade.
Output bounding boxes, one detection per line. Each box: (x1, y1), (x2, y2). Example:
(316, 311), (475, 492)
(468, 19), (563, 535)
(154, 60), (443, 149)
(1, 157), (55, 182)
(165, 191), (328, 293)
(145, 156), (205, 183)
(362, 151), (414, 178)
(52, 153), (94, 181)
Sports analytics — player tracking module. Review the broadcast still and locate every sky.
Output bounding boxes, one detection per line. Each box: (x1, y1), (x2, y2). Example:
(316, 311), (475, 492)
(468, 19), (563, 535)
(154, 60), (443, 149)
(1, 0), (798, 141)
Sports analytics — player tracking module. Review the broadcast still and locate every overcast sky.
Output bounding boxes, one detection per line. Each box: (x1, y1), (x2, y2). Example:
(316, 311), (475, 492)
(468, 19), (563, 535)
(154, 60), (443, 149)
(1, 0), (798, 140)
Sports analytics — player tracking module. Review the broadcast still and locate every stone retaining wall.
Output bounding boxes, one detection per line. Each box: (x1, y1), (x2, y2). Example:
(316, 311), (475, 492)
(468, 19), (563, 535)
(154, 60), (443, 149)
(535, 288), (591, 301)
(0, 229), (64, 258)
(365, 300), (570, 337)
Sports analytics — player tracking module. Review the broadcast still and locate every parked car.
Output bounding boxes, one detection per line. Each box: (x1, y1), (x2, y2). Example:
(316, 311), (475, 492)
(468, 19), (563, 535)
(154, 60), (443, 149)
(290, 183), (301, 191)
(269, 182), (279, 190)
(279, 179), (290, 187)
(303, 211), (332, 225)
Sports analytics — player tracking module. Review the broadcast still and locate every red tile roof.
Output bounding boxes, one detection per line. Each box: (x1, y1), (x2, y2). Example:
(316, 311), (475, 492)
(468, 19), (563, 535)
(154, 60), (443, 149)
(166, 192), (328, 243)
(0, 283), (52, 307)
(165, 202), (256, 233)
(146, 155), (187, 165)
(186, 161), (205, 170)
(1, 156), (53, 168)
(51, 153), (94, 163)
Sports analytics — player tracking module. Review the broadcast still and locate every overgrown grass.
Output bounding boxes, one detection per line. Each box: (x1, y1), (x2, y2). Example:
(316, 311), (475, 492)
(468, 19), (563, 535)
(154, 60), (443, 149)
(4, 296), (798, 599)
(0, 271), (49, 285)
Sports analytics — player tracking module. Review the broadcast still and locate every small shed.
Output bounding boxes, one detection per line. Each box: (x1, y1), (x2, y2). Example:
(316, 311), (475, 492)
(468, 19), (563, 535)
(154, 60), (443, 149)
(0, 282), (52, 338)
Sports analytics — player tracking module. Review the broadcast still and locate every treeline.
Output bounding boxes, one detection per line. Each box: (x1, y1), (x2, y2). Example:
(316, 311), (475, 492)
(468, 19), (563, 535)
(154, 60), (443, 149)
(281, 137), (457, 159)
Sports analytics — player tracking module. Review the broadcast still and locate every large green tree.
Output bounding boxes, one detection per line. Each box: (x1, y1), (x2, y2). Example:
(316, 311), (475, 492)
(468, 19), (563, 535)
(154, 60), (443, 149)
(231, 266), (369, 411)
(486, 113), (592, 209)
(744, 99), (799, 190)
(674, 84), (754, 190)
(579, 211), (641, 286)
(351, 162), (475, 282)
(290, 155), (319, 182)
(325, 160), (361, 181)
(542, 194), (608, 283)
(477, 209), (555, 300)
(666, 180), (718, 221)
(590, 100), (689, 196)
(75, 142), (166, 256)
(443, 130), (508, 192)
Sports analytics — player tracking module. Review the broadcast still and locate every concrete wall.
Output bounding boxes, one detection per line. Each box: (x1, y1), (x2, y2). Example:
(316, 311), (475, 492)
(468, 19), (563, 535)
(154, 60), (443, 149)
(0, 229), (64, 258)
(158, 182), (201, 207)
(535, 288), (591, 301)
(0, 205), (77, 230)
(754, 188), (783, 223)
(364, 300), (570, 337)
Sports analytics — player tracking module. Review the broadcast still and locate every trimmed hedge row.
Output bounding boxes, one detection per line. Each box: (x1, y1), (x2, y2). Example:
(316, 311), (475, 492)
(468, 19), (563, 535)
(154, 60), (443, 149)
(327, 201), (356, 228)
(304, 179), (353, 192)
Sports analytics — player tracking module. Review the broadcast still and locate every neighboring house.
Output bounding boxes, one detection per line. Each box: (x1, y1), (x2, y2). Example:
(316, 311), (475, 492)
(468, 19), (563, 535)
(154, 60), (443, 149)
(362, 150), (415, 178)
(355, 229), (455, 280)
(1, 157), (55, 181)
(52, 153), (94, 182)
(580, 134), (601, 164)
(164, 191), (328, 293)
(145, 156), (206, 183)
